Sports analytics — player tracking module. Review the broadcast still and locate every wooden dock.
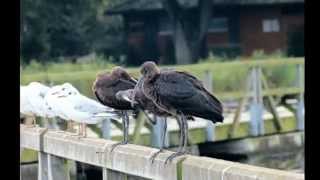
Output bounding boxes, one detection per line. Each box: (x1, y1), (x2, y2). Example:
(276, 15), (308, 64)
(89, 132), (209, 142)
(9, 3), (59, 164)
(20, 124), (304, 180)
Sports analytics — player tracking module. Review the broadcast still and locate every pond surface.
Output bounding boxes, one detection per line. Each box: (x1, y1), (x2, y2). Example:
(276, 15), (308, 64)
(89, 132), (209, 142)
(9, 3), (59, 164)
(244, 147), (304, 173)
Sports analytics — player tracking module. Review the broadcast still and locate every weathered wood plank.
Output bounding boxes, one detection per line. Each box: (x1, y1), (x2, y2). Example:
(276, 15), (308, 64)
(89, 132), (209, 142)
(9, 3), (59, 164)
(228, 72), (251, 138)
(21, 125), (304, 180)
(228, 96), (247, 138)
(20, 125), (47, 151)
(105, 145), (183, 180)
(43, 130), (111, 167)
(182, 156), (304, 180)
(261, 72), (283, 131)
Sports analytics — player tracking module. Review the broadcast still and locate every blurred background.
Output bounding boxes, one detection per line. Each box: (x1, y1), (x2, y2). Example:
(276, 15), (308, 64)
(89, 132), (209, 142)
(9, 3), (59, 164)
(20, 0), (304, 179)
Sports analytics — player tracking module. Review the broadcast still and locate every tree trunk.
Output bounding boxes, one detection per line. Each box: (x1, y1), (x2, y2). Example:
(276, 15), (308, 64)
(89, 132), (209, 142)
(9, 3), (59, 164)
(161, 0), (212, 64)
(174, 21), (193, 64)
(196, 0), (212, 59)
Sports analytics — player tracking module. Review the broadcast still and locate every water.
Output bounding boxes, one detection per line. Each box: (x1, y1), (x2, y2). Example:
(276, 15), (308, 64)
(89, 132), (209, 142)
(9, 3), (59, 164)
(244, 147), (304, 173)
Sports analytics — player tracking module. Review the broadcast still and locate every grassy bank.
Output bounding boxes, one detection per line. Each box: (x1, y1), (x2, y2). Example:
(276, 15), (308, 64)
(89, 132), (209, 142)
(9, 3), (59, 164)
(20, 57), (304, 100)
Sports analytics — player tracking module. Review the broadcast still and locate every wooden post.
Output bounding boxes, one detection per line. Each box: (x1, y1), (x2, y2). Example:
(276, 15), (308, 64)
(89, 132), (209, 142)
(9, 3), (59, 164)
(296, 64), (304, 130)
(103, 168), (127, 180)
(228, 71), (252, 138)
(228, 97), (247, 138)
(102, 118), (111, 139)
(38, 117), (58, 180)
(203, 70), (215, 141)
(102, 168), (108, 180)
(151, 115), (161, 148)
(257, 67), (264, 135)
(38, 152), (49, 180)
(260, 72), (283, 131)
(249, 67), (264, 136)
(151, 116), (169, 148)
(132, 112), (146, 144)
(47, 154), (70, 180)
(46, 118), (70, 180)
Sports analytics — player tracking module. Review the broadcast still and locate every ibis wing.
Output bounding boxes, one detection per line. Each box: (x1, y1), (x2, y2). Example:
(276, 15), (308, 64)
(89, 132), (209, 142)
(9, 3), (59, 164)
(175, 71), (223, 114)
(154, 72), (223, 122)
(154, 72), (197, 100)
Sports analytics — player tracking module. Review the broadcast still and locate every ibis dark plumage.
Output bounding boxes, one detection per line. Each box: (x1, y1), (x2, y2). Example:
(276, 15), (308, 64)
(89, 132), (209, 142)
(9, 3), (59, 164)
(92, 66), (138, 150)
(92, 66), (155, 150)
(116, 88), (171, 162)
(135, 61), (224, 163)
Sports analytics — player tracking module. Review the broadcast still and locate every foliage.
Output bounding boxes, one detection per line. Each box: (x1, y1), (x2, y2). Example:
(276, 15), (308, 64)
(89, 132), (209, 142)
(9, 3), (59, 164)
(20, 0), (125, 63)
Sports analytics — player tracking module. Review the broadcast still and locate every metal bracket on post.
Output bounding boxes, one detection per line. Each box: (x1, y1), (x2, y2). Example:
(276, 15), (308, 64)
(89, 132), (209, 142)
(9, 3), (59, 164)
(296, 64), (304, 130)
(203, 70), (216, 142)
(249, 67), (264, 136)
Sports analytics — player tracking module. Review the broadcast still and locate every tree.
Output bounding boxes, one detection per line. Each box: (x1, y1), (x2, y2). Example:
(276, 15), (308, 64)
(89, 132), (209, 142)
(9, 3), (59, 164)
(161, 0), (212, 64)
(21, 0), (50, 63)
(20, 0), (125, 63)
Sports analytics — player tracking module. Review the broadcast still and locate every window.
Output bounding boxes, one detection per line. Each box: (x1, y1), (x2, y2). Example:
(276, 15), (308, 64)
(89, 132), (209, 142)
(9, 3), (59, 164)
(208, 17), (228, 33)
(262, 19), (280, 33)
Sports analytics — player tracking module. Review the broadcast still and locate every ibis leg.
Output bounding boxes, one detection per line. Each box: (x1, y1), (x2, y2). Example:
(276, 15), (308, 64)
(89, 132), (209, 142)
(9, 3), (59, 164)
(165, 113), (188, 164)
(110, 111), (129, 152)
(150, 117), (167, 163)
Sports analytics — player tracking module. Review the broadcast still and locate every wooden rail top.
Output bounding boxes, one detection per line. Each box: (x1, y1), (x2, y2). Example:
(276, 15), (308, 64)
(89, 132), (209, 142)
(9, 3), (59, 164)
(20, 124), (304, 180)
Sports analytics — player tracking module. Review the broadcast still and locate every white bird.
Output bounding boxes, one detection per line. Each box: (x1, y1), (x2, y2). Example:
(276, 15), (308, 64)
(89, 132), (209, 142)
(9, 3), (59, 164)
(44, 83), (118, 137)
(20, 82), (55, 126)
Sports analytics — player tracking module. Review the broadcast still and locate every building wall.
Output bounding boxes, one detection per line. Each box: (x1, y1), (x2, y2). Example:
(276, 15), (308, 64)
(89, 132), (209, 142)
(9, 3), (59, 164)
(239, 5), (304, 56)
(239, 6), (285, 56)
(207, 32), (229, 47)
(125, 4), (304, 63)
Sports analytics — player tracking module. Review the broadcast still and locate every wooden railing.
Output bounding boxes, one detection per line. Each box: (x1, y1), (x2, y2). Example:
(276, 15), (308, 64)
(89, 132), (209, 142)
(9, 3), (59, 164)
(20, 60), (305, 159)
(20, 124), (304, 180)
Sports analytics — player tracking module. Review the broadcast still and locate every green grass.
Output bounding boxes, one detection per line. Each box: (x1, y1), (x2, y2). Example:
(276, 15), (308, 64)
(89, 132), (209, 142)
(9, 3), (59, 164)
(21, 149), (38, 162)
(20, 57), (304, 100)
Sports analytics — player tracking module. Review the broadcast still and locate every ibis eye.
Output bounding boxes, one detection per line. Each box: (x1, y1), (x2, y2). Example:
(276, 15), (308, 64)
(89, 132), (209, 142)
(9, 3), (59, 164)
(69, 92), (72, 95)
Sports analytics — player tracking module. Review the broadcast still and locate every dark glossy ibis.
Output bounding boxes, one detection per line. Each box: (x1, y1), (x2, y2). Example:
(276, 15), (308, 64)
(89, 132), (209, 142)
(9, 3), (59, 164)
(92, 66), (154, 150)
(135, 61), (224, 163)
(116, 88), (170, 162)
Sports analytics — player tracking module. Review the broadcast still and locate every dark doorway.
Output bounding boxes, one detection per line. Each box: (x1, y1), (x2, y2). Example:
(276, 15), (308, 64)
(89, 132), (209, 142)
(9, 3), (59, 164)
(287, 25), (304, 57)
